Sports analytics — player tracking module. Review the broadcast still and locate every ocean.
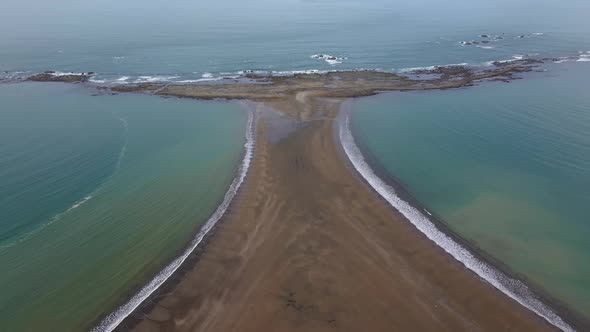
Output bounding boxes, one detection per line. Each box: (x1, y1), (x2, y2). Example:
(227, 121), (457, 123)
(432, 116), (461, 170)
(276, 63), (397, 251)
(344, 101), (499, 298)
(0, 83), (248, 331)
(1, 0), (589, 83)
(1, 0), (589, 330)
(346, 61), (590, 323)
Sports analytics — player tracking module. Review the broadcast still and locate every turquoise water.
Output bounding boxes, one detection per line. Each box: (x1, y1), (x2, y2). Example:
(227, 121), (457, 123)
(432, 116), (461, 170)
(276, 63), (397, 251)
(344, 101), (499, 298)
(350, 61), (590, 318)
(0, 83), (247, 331)
(1, 0), (590, 330)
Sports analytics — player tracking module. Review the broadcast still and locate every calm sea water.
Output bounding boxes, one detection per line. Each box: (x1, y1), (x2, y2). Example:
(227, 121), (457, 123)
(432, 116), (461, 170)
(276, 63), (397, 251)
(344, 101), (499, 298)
(351, 62), (590, 317)
(1, 0), (589, 82)
(1, 0), (589, 330)
(0, 83), (247, 331)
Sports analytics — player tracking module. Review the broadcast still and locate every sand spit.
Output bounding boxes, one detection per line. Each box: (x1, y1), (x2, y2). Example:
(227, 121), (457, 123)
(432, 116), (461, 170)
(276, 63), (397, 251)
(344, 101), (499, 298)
(26, 60), (587, 331)
(112, 94), (561, 332)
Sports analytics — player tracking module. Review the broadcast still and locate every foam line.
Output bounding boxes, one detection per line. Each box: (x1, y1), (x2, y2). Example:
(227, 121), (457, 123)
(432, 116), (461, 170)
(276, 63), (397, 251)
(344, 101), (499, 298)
(92, 110), (256, 332)
(338, 111), (573, 332)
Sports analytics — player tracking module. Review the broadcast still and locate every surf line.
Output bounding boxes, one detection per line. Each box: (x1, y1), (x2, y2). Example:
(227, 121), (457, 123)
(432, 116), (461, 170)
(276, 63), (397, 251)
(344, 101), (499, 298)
(92, 110), (256, 332)
(338, 111), (573, 332)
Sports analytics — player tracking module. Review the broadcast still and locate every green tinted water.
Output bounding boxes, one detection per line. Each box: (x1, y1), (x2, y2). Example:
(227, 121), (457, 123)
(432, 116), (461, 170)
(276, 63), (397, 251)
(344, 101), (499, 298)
(351, 62), (590, 317)
(0, 83), (247, 331)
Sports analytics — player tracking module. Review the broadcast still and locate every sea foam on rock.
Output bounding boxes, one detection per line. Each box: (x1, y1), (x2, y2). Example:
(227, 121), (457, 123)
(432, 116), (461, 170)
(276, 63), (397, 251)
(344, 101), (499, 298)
(28, 71), (94, 83)
(311, 54), (347, 65)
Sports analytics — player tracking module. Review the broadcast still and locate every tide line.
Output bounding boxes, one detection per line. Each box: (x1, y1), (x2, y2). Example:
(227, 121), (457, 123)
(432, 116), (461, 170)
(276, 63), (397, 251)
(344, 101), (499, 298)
(92, 110), (256, 332)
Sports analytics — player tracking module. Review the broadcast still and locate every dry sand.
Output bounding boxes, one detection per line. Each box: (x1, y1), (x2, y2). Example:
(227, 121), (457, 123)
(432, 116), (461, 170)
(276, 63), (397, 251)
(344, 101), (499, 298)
(26, 64), (568, 331)
(116, 93), (554, 332)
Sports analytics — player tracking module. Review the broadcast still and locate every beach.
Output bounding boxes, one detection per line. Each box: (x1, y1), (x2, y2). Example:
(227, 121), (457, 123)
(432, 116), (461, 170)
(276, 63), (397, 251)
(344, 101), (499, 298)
(18, 64), (587, 331)
(113, 92), (555, 331)
(3, 1), (590, 330)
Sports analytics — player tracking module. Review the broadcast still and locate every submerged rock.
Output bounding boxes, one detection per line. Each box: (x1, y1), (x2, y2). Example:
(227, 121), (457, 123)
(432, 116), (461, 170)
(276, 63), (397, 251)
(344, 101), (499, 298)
(411, 65), (471, 76)
(491, 58), (543, 67)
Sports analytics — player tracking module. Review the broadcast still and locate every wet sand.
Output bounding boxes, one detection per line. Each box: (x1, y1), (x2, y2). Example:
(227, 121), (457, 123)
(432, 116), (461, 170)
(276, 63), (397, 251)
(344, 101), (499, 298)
(116, 94), (555, 332)
(25, 64), (576, 330)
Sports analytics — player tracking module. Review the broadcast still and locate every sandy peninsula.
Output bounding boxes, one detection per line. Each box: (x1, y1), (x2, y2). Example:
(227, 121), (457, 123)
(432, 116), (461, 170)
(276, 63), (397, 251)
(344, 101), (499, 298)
(27, 61), (586, 331)
(116, 93), (555, 332)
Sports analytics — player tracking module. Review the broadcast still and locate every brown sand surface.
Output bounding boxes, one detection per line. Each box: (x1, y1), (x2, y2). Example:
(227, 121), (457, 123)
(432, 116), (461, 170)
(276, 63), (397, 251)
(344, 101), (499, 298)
(120, 94), (554, 332)
(106, 62), (539, 101)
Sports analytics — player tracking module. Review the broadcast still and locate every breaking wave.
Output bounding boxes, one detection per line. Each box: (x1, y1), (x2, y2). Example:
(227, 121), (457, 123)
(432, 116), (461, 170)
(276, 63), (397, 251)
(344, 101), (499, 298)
(3, 50), (589, 86)
(397, 63), (468, 73)
(311, 54), (347, 65)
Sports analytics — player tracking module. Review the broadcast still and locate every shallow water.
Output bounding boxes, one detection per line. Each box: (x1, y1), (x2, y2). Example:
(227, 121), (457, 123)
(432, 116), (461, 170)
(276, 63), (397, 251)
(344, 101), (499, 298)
(0, 83), (247, 331)
(350, 62), (590, 318)
(1, 0), (590, 330)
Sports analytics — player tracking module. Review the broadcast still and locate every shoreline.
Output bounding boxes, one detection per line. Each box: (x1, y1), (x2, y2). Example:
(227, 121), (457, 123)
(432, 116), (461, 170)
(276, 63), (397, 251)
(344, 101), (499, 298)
(21, 59), (544, 99)
(91, 110), (256, 332)
(12, 63), (588, 331)
(102, 121), (257, 332)
(336, 102), (589, 331)
(112, 92), (560, 331)
(3, 51), (589, 86)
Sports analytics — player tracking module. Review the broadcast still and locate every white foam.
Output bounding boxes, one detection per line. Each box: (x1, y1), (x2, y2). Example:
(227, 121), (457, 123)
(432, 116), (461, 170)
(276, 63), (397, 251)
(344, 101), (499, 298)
(398, 65), (436, 73)
(577, 58), (590, 62)
(68, 195), (93, 211)
(476, 45), (494, 49)
(271, 69), (327, 76)
(116, 76), (130, 82)
(202, 72), (214, 78)
(133, 75), (180, 83)
(486, 55), (527, 66)
(555, 57), (575, 64)
(398, 63), (468, 73)
(0, 187), (100, 249)
(0, 71), (27, 81)
(176, 77), (223, 83)
(338, 112), (574, 332)
(50, 71), (86, 77)
(310, 54), (347, 65)
(326, 58), (342, 65)
(237, 69), (269, 76)
(92, 111), (256, 332)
